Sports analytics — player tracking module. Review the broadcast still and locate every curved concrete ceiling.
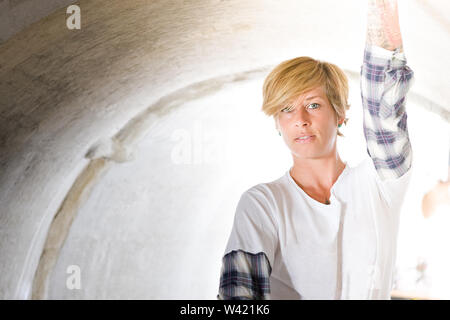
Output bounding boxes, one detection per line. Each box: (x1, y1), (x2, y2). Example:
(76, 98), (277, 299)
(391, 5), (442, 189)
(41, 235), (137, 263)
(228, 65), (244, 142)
(0, 0), (449, 299)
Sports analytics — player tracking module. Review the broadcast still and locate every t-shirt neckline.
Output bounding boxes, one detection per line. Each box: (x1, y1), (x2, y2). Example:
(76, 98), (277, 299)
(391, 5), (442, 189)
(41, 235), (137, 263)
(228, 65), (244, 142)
(286, 162), (349, 208)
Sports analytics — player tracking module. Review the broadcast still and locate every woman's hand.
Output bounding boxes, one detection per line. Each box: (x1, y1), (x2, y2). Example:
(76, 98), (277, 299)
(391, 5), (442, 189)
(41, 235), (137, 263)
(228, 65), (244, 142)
(366, 0), (404, 51)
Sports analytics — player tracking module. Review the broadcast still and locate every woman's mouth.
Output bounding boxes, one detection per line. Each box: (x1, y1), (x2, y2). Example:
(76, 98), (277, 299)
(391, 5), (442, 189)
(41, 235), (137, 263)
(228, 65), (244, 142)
(294, 135), (315, 143)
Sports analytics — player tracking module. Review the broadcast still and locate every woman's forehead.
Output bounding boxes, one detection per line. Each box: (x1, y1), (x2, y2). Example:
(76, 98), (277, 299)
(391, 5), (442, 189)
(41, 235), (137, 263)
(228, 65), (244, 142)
(290, 86), (327, 104)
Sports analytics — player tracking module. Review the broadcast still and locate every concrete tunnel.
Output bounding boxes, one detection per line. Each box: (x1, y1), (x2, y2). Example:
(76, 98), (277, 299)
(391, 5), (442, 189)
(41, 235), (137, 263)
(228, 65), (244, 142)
(0, 0), (449, 299)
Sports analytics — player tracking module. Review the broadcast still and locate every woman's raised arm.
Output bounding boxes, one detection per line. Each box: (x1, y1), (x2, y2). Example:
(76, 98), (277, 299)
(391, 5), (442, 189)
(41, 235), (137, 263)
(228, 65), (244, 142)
(366, 0), (404, 52)
(360, 0), (415, 190)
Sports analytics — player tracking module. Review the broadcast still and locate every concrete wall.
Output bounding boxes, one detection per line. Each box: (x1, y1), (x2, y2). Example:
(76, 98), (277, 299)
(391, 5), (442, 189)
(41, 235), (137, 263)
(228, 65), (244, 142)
(0, 0), (77, 44)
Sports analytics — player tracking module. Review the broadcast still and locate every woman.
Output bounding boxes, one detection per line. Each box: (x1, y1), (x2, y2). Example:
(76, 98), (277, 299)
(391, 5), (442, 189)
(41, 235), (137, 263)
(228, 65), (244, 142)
(217, 0), (415, 300)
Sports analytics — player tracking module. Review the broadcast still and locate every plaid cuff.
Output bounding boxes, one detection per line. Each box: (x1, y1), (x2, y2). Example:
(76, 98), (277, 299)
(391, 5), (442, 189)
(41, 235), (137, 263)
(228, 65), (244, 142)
(217, 249), (272, 300)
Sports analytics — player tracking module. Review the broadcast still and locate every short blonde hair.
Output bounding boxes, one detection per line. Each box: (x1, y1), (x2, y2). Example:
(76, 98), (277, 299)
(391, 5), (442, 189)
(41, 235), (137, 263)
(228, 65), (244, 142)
(262, 56), (350, 137)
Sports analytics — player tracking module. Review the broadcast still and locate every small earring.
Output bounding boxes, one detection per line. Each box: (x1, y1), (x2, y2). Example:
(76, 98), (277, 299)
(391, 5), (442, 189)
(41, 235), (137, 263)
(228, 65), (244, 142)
(338, 124), (342, 128)
(278, 131), (281, 136)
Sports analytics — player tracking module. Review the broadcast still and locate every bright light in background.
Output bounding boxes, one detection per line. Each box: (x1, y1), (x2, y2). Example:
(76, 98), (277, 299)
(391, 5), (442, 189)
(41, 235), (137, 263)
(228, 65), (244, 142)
(393, 103), (450, 300)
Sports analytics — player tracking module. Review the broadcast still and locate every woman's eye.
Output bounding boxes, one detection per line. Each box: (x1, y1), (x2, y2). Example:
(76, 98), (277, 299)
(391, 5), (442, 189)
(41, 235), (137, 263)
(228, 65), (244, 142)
(308, 103), (319, 109)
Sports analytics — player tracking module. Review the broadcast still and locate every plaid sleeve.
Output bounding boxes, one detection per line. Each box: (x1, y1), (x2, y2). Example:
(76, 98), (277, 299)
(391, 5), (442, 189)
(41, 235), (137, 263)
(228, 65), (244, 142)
(360, 44), (415, 181)
(217, 249), (272, 300)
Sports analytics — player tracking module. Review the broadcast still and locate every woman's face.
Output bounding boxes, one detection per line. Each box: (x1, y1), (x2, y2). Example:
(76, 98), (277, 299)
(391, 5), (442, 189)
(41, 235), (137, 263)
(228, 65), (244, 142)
(275, 86), (341, 160)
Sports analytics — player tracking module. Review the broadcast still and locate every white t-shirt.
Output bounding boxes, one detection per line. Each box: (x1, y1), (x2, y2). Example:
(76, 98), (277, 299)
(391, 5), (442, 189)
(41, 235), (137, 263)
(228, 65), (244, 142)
(224, 153), (413, 299)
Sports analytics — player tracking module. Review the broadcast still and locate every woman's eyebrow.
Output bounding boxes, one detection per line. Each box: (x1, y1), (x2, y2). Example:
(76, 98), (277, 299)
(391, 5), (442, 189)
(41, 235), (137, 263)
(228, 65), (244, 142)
(304, 95), (322, 101)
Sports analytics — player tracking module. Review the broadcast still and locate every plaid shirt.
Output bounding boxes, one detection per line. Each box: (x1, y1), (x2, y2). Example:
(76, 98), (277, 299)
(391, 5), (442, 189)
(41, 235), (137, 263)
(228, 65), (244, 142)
(217, 44), (415, 300)
(217, 250), (272, 300)
(360, 44), (414, 181)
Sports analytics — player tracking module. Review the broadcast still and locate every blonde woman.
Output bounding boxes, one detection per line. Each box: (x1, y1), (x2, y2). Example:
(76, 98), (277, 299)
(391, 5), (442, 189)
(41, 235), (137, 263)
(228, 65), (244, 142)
(218, 0), (415, 300)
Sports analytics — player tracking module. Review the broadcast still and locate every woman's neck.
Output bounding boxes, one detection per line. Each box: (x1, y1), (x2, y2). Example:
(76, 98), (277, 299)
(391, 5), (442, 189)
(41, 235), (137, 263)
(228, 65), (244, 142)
(289, 156), (346, 194)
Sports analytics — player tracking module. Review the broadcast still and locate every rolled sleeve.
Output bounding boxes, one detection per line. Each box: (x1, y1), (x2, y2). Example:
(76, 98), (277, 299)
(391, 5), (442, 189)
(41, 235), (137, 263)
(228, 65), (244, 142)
(360, 44), (415, 182)
(217, 188), (278, 299)
(217, 250), (272, 300)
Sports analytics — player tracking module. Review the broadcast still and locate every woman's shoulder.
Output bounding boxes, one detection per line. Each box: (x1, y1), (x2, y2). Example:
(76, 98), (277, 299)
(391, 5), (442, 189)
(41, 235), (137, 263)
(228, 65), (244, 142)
(234, 175), (287, 231)
(347, 154), (377, 177)
(239, 171), (291, 205)
(349, 153), (413, 209)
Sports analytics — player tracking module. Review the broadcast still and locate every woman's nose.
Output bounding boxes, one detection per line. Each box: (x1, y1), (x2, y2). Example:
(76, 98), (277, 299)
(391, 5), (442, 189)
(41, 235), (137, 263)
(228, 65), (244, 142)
(294, 109), (310, 127)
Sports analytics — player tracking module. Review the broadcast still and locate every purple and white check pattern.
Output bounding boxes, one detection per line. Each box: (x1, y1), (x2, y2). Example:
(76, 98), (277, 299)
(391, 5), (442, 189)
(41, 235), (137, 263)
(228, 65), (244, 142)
(217, 44), (415, 299)
(217, 250), (272, 300)
(361, 44), (415, 181)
